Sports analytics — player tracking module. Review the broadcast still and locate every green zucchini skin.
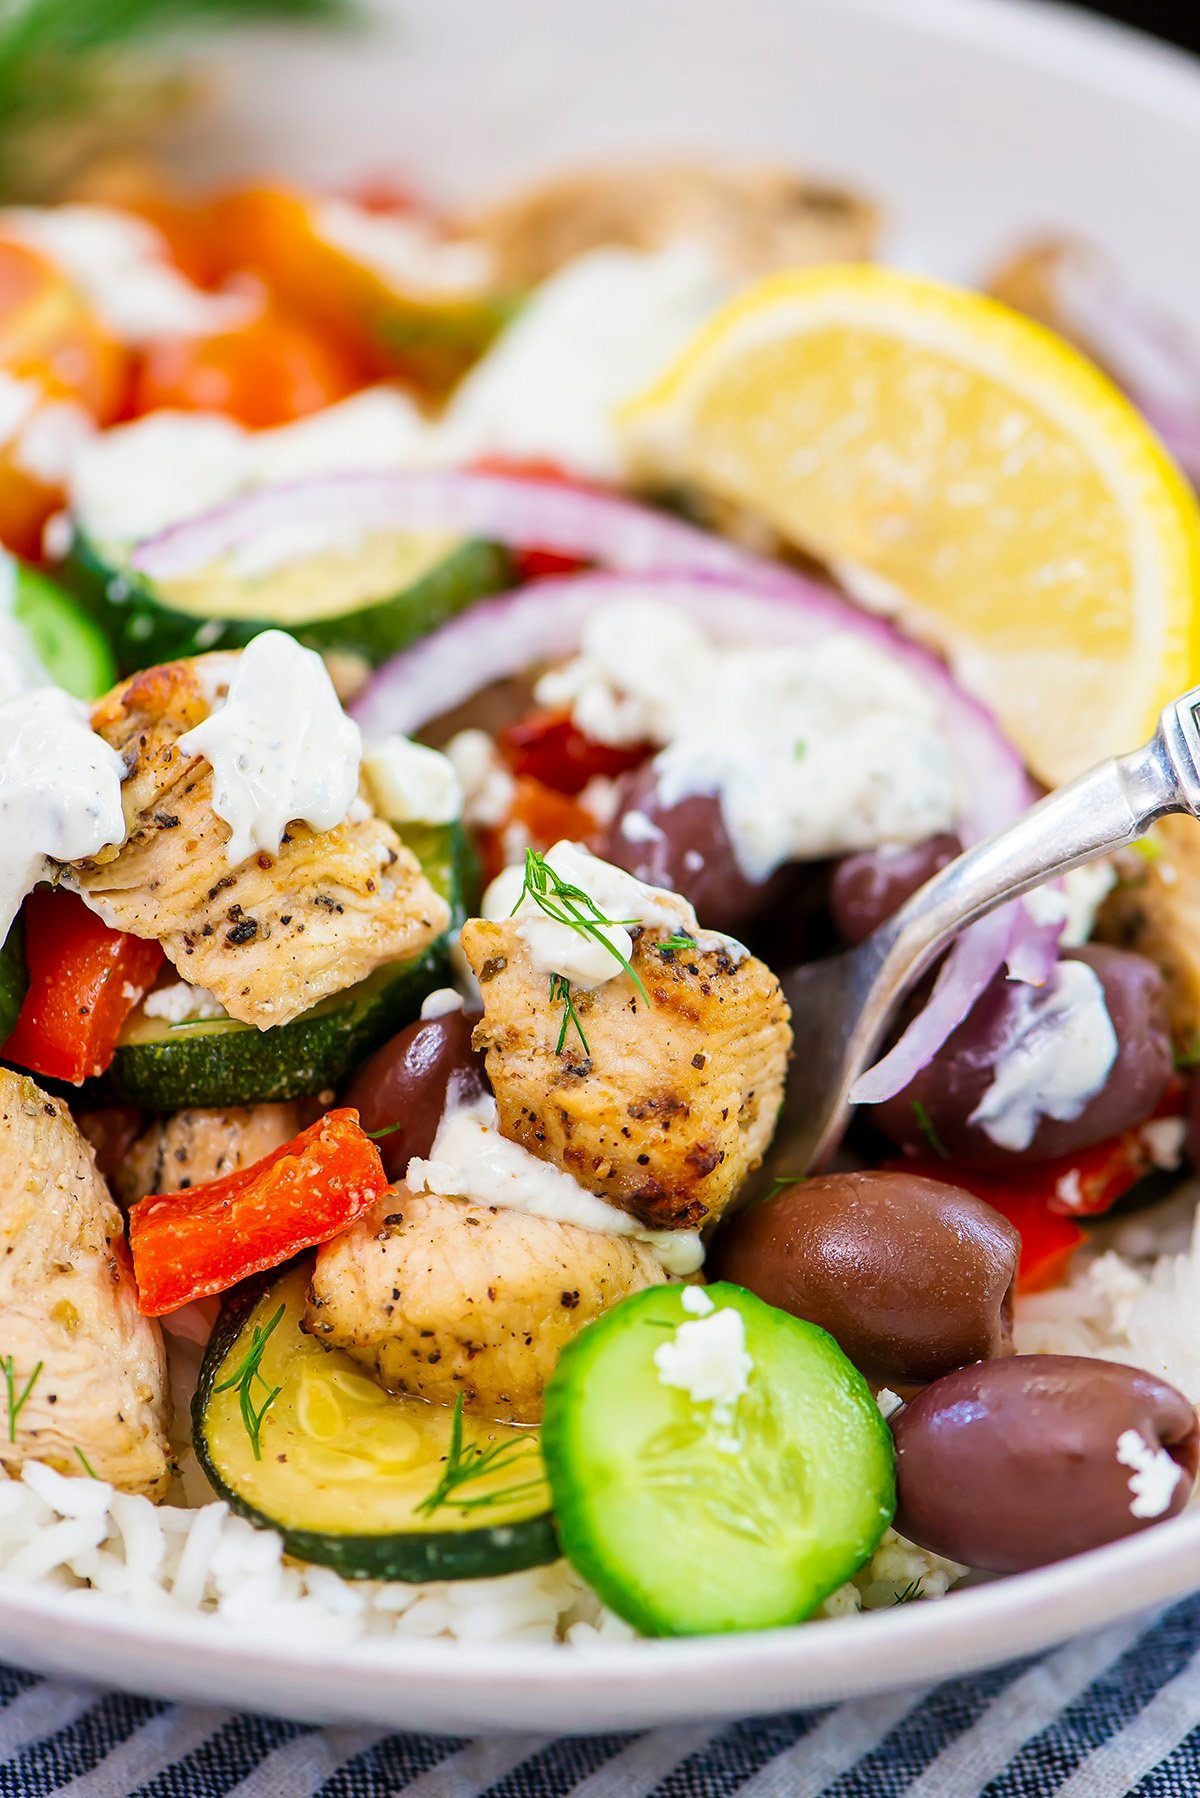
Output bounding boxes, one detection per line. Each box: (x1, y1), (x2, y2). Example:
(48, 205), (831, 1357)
(193, 1270), (560, 1583)
(91, 821), (477, 1112)
(61, 532), (512, 675)
(0, 919), (27, 1046)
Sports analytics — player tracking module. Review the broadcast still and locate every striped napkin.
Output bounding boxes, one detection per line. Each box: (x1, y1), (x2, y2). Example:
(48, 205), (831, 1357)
(2, 1594), (1200, 1795)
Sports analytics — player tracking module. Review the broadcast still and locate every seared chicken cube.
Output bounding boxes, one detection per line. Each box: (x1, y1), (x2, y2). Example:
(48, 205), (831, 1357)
(305, 1187), (666, 1423)
(68, 657), (449, 1031)
(113, 1102), (306, 1207)
(459, 919), (791, 1230)
(0, 1070), (170, 1496)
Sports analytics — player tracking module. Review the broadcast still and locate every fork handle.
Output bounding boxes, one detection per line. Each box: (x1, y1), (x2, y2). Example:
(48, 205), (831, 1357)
(865, 693), (1200, 1020)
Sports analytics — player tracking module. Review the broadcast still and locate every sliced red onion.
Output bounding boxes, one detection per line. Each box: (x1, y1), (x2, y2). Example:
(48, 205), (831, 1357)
(1045, 244), (1200, 487)
(130, 470), (761, 584)
(353, 569), (1039, 1099)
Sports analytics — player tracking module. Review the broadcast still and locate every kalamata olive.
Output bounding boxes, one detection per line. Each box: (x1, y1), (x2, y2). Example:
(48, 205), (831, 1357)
(892, 1354), (1200, 1572)
(709, 1170), (1018, 1385)
(602, 766), (788, 935)
(830, 835), (962, 946)
(342, 1008), (486, 1180)
(1187, 1075), (1200, 1174)
(875, 944), (1172, 1167)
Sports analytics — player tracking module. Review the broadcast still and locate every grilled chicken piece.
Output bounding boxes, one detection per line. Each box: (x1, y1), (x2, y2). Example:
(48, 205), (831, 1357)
(1098, 819), (1200, 1049)
(459, 923), (791, 1230)
(113, 1102), (304, 1207)
(0, 1070), (170, 1496)
(469, 162), (878, 288)
(305, 1187), (665, 1423)
(68, 658), (449, 1030)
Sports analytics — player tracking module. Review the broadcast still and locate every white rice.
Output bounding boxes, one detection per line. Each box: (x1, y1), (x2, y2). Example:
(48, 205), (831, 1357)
(1, 1186), (1195, 1646)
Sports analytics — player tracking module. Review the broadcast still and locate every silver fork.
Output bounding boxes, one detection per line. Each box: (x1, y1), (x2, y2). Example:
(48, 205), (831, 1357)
(765, 686), (1200, 1181)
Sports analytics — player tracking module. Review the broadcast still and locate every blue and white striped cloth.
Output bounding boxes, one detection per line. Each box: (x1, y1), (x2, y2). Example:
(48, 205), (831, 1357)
(4, 1597), (1200, 1795)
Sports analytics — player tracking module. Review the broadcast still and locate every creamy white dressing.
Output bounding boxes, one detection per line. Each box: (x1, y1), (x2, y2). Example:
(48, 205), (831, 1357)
(419, 987), (465, 1021)
(406, 1093), (703, 1275)
(11, 399), (95, 486)
(437, 244), (728, 479)
(539, 601), (959, 881)
(361, 735), (462, 826)
(68, 388), (433, 549)
(482, 839), (701, 991)
(0, 687), (126, 939)
(0, 205), (257, 345)
(0, 373), (39, 449)
(969, 959), (1118, 1153)
(178, 631), (362, 867)
(314, 200), (493, 297)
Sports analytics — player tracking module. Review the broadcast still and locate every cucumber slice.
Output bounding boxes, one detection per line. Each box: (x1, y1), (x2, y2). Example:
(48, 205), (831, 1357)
(542, 1283), (896, 1636)
(0, 918), (27, 1046)
(94, 821), (475, 1112)
(194, 1264), (558, 1581)
(14, 564), (116, 699)
(63, 529), (511, 675)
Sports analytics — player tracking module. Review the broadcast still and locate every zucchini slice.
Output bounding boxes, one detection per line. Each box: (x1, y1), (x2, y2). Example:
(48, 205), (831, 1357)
(94, 821), (476, 1111)
(63, 529), (511, 675)
(0, 918), (27, 1046)
(194, 1265), (558, 1581)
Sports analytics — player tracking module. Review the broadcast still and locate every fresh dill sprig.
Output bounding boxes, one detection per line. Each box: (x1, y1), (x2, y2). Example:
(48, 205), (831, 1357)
(769, 1172), (809, 1191)
(549, 973), (589, 1056)
(213, 1303), (284, 1461)
(74, 1447), (97, 1478)
(415, 1394), (544, 1518)
(0, 0), (359, 201)
(514, 848), (650, 1031)
(911, 1100), (950, 1162)
(2, 1356), (42, 1443)
(892, 1578), (925, 1605)
(365, 1121), (405, 1141)
(657, 933), (698, 959)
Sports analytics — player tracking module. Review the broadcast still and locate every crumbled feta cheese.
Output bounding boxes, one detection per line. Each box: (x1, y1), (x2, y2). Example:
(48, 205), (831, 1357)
(12, 400), (94, 486)
(1115, 1427), (1183, 1518)
(1140, 1117), (1188, 1171)
(445, 729), (516, 828)
(407, 1092), (702, 1275)
(361, 735), (462, 826)
(680, 1286), (715, 1316)
(653, 1306), (753, 1410)
(875, 1388), (904, 1419)
(969, 959), (1118, 1153)
(420, 987), (465, 1020)
(141, 981), (225, 1023)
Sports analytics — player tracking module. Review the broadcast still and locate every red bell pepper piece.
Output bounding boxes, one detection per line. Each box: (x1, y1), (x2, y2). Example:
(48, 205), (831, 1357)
(2, 888), (163, 1084)
(499, 708), (653, 797)
(889, 1156), (1086, 1293)
(128, 1108), (387, 1315)
(478, 774), (600, 884)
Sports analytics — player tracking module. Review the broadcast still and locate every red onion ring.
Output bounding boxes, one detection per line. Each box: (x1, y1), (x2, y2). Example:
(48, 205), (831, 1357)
(130, 470), (762, 584)
(352, 568), (1042, 1101)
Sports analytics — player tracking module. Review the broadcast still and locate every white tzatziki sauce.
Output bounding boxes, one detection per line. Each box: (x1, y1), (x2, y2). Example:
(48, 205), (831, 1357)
(482, 839), (738, 992)
(436, 244), (729, 479)
(178, 631), (362, 867)
(314, 199), (493, 296)
(969, 959), (1118, 1153)
(0, 685), (126, 940)
(0, 205), (256, 345)
(538, 600), (959, 881)
(406, 1093), (703, 1276)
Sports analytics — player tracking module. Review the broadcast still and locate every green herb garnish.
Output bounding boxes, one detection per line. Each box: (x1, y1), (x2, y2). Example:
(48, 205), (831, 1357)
(911, 1100), (950, 1161)
(657, 933), (698, 959)
(415, 1394), (543, 1518)
(365, 1121), (405, 1141)
(769, 1172), (809, 1191)
(793, 739), (808, 762)
(74, 1447), (98, 1478)
(892, 1578), (925, 1605)
(1175, 1039), (1200, 1071)
(213, 1303), (284, 1461)
(549, 973), (589, 1056)
(0, 0), (359, 201)
(2, 1356), (42, 1443)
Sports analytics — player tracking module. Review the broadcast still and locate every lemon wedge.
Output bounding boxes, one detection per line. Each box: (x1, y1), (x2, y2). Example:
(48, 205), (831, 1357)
(622, 266), (1200, 785)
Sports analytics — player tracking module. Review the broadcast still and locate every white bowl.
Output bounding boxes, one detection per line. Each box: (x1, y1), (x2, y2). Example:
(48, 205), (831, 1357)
(14, 0), (1200, 1732)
